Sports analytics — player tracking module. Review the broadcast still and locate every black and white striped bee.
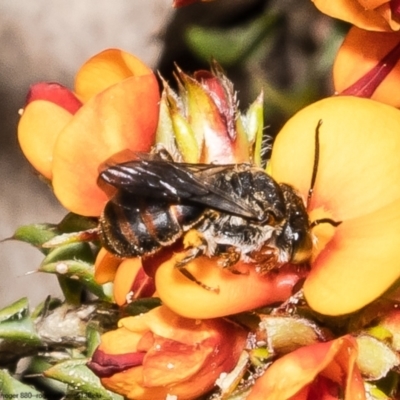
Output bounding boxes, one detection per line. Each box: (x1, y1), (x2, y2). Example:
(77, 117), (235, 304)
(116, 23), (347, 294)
(97, 150), (314, 279)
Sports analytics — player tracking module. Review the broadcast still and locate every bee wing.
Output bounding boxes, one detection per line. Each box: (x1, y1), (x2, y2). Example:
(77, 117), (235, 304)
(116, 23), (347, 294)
(98, 158), (260, 219)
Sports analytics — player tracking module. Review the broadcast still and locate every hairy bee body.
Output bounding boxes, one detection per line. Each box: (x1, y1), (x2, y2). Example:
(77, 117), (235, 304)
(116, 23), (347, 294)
(98, 151), (313, 272)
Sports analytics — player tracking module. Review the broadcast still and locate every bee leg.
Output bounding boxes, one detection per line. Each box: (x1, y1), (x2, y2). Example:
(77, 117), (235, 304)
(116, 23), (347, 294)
(216, 246), (244, 274)
(174, 230), (219, 292)
(251, 244), (281, 273)
(176, 265), (220, 293)
(174, 246), (204, 268)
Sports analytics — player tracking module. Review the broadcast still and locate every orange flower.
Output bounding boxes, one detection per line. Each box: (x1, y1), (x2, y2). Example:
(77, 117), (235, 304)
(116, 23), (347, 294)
(333, 26), (400, 108)
(94, 248), (155, 306)
(270, 95), (400, 315)
(313, 0), (400, 31)
(18, 49), (160, 216)
(157, 95), (400, 318)
(247, 335), (366, 400)
(87, 305), (248, 400)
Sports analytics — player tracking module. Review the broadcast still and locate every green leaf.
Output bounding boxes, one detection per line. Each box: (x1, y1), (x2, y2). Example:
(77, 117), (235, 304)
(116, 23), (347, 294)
(58, 212), (98, 233)
(44, 359), (117, 399)
(0, 297), (29, 323)
(124, 297), (162, 316)
(10, 223), (58, 254)
(0, 369), (43, 396)
(0, 298), (40, 344)
(40, 242), (98, 304)
(0, 319), (40, 343)
(42, 229), (99, 249)
(185, 13), (279, 66)
(42, 242), (95, 265)
(39, 259), (111, 301)
(24, 356), (68, 395)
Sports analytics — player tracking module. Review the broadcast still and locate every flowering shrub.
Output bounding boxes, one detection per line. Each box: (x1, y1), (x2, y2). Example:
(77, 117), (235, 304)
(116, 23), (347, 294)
(4, 0), (400, 399)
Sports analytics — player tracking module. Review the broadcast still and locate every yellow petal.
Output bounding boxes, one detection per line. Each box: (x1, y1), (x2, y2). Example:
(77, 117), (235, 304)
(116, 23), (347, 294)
(18, 100), (73, 179)
(271, 96), (400, 315)
(304, 197), (400, 315)
(271, 96), (400, 221)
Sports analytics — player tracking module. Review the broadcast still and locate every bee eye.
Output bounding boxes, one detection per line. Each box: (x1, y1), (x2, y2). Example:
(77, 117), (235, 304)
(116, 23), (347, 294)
(291, 232), (313, 264)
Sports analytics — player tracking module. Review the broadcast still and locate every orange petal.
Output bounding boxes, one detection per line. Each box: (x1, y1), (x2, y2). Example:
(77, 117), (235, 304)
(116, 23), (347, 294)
(94, 248), (122, 284)
(113, 258), (143, 306)
(333, 27), (400, 107)
(18, 100), (73, 179)
(122, 306), (215, 344)
(75, 49), (154, 102)
(52, 73), (160, 216)
(247, 335), (365, 400)
(99, 326), (142, 355)
(155, 254), (307, 319)
(312, 0), (394, 31)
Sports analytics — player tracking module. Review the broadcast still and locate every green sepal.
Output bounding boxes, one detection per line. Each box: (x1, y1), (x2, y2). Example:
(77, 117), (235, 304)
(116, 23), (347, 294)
(171, 112), (200, 163)
(258, 315), (328, 355)
(356, 334), (400, 380)
(155, 88), (179, 154)
(233, 113), (250, 163)
(44, 359), (120, 400)
(86, 321), (102, 358)
(249, 347), (271, 367)
(366, 325), (393, 342)
(58, 212), (98, 233)
(0, 369), (43, 397)
(244, 92), (264, 167)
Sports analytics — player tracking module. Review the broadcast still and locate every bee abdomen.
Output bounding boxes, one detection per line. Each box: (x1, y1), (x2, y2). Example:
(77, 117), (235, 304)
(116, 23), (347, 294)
(99, 198), (204, 258)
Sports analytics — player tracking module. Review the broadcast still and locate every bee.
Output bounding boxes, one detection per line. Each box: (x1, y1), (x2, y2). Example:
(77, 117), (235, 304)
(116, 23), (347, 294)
(98, 121), (339, 288)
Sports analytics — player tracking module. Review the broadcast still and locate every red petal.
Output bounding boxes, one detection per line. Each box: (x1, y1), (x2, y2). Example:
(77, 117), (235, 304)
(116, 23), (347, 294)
(88, 348), (145, 378)
(26, 82), (82, 114)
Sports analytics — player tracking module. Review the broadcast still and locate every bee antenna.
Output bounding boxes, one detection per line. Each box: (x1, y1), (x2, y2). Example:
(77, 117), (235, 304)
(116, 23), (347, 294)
(307, 120), (323, 209)
(310, 218), (342, 229)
